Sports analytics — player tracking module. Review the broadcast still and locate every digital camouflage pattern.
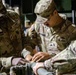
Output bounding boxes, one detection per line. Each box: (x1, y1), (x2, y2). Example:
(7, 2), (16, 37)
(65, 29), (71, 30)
(33, 0), (76, 74)
(34, 0), (56, 18)
(30, 0), (76, 55)
(44, 40), (76, 74)
(22, 15), (76, 75)
(22, 0), (76, 74)
(21, 0), (76, 74)
(26, 17), (76, 55)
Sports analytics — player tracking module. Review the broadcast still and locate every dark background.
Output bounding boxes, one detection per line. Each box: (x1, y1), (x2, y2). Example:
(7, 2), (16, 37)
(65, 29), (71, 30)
(5, 0), (76, 24)
(5, 0), (39, 14)
(5, 0), (76, 13)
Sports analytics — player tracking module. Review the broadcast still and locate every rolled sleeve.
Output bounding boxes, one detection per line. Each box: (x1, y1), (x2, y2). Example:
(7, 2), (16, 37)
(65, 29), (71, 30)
(21, 48), (31, 58)
(0, 56), (13, 68)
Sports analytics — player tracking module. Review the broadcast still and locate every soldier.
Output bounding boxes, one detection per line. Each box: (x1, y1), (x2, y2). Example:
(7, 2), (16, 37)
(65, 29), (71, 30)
(30, 0), (76, 75)
(22, 0), (76, 63)
(0, 0), (38, 75)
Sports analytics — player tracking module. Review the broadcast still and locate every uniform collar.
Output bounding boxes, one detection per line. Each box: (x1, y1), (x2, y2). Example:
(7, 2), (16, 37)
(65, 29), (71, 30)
(50, 19), (65, 34)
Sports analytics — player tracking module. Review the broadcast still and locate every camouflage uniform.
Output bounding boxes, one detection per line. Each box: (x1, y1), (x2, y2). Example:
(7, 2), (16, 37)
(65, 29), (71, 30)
(44, 40), (76, 74)
(0, 11), (20, 74)
(22, 16), (76, 58)
(22, 0), (76, 74)
(22, 0), (76, 57)
(0, 0), (38, 74)
(22, 17), (76, 74)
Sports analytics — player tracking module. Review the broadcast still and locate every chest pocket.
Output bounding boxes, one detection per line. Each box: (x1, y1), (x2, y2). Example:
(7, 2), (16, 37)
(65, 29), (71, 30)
(47, 41), (58, 51)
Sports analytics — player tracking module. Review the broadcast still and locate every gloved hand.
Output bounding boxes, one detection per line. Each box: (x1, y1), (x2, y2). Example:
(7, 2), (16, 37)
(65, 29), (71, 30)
(12, 58), (26, 66)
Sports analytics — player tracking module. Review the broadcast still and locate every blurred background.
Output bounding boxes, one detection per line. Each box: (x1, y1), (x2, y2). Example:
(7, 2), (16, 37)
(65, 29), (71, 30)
(4, 0), (76, 29)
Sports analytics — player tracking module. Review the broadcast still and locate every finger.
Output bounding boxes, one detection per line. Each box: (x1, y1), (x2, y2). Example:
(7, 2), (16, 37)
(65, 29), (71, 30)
(32, 55), (41, 62)
(36, 56), (44, 62)
(21, 59), (28, 63)
(32, 53), (39, 60)
(19, 60), (26, 65)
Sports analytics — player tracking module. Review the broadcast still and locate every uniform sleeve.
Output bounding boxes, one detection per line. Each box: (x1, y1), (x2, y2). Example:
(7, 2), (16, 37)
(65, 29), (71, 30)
(21, 48), (31, 58)
(44, 40), (76, 73)
(20, 28), (32, 58)
(0, 57), (13, 68)
(21, 24), (40, 58)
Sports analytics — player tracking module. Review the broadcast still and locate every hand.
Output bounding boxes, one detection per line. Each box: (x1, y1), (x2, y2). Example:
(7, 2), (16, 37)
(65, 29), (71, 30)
(32, 62), (44, 75)
(12, 58), (26, 65)
(32, 52), (51, 62)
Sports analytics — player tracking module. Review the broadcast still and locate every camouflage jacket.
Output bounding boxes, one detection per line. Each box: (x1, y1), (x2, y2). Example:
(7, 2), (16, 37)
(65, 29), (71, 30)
(0, 10), (37, 74)
(44, 40), (76, 74)
(22, 16), (76, 58)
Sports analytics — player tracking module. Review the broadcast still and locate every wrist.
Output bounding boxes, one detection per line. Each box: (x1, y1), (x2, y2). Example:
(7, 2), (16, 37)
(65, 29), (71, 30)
(25, 54), (32, 61)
